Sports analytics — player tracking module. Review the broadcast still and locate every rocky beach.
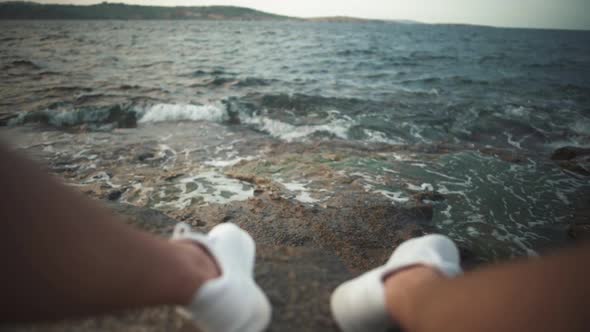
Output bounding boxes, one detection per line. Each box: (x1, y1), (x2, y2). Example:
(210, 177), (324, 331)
(1, 119), (588, 331)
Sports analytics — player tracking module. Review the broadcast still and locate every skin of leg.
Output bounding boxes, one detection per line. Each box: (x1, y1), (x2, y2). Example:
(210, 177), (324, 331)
(0, 143), (219, 323)
(385, 243), (590, 332)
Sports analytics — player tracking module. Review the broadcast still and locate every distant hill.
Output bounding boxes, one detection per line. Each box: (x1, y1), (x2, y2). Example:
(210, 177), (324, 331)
(306, 16), (378, 23)
(306, 16), (421, 24)
(0, 1), (292, 20)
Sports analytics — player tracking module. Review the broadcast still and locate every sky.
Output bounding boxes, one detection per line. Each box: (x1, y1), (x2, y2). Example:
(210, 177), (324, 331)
(20, 0), (590, 30)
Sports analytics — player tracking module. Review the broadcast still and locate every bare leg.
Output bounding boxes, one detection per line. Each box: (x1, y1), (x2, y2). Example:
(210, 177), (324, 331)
(0, 144), (219, 322)
(385, 243), (590, 332)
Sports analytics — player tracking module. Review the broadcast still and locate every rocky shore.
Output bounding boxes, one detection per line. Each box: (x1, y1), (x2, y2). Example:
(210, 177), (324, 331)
(0, 124), (468, 332)
(1, 122), (587, 331)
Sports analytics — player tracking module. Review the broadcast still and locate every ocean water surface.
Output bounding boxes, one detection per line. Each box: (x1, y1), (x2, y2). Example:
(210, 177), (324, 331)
(1, 20), (590, 260)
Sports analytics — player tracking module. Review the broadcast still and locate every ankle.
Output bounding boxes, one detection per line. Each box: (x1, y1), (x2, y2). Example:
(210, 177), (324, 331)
(170, 241), (221, 305)
(384, 266), (443, 329)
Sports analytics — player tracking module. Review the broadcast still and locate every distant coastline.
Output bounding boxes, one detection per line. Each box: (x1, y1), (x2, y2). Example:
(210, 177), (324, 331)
(0, 1), (586, 31)
(0, 1), (417, 23)
(0, 2), (293, 20)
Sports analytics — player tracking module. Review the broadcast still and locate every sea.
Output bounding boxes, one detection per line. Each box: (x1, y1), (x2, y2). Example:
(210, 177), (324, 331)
(1, 20), (590, 260)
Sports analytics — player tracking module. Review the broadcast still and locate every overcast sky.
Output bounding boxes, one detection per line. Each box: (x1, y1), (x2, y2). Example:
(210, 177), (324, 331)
(24, 0), (590, 30)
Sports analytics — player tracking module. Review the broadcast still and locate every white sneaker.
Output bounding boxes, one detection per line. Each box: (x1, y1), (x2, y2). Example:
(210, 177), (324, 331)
(330, 234), (462, 332)
(172, 222), (272, 332)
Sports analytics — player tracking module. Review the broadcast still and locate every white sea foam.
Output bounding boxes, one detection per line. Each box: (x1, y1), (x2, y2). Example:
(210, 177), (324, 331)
(83, 171), (121, 188)
(204, 156), (256, 168)
(139, 104), (355, 142)
(155, 144), (177, 169)
(571, 120), (590, 136)
(373, 189), (410, 203)
(503, 131), (524, 149)
(406, 183), (434, 192)
(279, 180), (319, 203)
(242, 114), (352, 142)
(155, 172), (254, 210)
(401, 122), (430, 143)
(441, 204), (453, 218)
(504, 106), (529, 119)
(363, 129), (405, 145)
(138, 103), (227, 123)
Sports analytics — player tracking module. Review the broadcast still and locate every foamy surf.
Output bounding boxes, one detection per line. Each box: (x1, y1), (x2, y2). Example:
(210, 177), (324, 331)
(154, 172), (254, 210)
(241, 114), (354, 142)
(138, 103), (227, 123)
(278, 180), (320, 203)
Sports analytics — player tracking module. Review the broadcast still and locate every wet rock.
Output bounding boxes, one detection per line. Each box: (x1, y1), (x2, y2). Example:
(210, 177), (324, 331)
(81, 183), (111, 198)
(0, 112), (18, 126)
(106, 105), (137, 129)
(165, 173), (185, 181)
(136, 151), (155, 162)
(7, 105), (137, 130)
(51, 162), (80, 173)
(551, 146), (590, 161)
(550, 147), (590, 176)
(224, 171), (271, 185)
(401, 203), (434, 223)
(189, 189), (440, 272)
(107, 190), (123, 201)
(413, 191), (445, 203)
(558, 160), (590, 176)
(185, 182), (199, 193)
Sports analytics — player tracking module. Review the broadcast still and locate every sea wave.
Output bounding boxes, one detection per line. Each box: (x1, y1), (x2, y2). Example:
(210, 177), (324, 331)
(8, 95), (588, 149)
(2, 59), (41, 70)
(241, 113), (353, 142)
(139, 101), (355, 142)
(137, 103), (227, 123)
(8, 105), (136, 129)
(8, 101), (356, 142)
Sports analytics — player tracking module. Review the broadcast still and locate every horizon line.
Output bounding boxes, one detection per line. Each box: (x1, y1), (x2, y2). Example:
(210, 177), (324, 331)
(2, 1), (589, 32)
